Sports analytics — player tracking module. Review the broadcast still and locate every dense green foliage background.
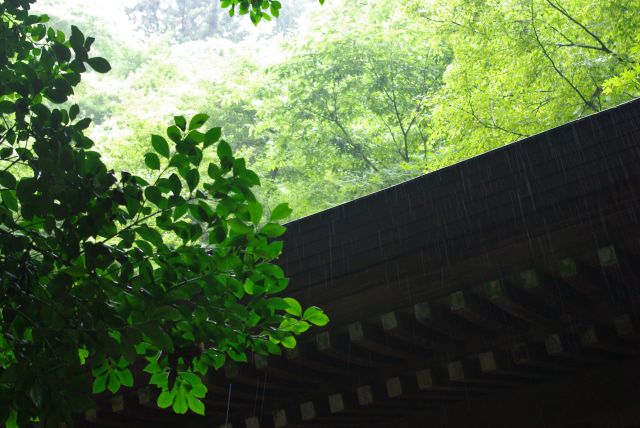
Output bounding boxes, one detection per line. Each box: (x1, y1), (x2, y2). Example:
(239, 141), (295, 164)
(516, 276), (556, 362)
(33, 0), (640, 219)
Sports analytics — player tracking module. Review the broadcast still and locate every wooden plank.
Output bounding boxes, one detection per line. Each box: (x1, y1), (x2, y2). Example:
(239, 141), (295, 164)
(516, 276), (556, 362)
(348, 321), (419, 361)
(315, 331), (392, 368)
(480, 279), (556, 325)
(447, 291), (524, 332)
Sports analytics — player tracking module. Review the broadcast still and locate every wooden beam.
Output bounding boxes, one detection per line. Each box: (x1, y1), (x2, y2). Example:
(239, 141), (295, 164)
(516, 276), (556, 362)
(416, 366), (492, 395)
(580, 324), (638, 356)
(481, 279), (556, 325)
(413, 300), (485, 343)
(556, 257), (603, 301)
(448, 291), (523, 332)
(282, 342), (355, 377)
(379, 311), (432, 352)
(514, 269), (558, 307)
(477, 351), (548, 380)
(545, 333), (603, 364)
(511, 342), (571, 372)
(446, 359), (516, 388)
(615, 313), (640, 341)
(315, 331), (392, 368)
(253, 354), (331, 387)
(244, 416), (260, 428)
(347, 321), (419, 361)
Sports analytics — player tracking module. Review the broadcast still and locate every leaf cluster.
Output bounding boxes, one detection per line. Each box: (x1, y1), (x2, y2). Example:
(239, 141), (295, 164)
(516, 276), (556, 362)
(0, 1), (327, 426)
(220, 0), (324, 25)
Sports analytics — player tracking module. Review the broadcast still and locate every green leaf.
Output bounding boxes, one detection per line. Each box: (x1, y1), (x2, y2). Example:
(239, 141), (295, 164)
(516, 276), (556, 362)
(227, 349), (248, 362)
(270, 203), (292, 221)
(217, 140), (233, 162)
(243, 278), (254, 295)
(169, 153), (189, 168)
(281, 335), (296, 349)
(4, 411), (17, 428)
(0, 171), (17, 189)
(135, 239), (153, 256)
(173, 204), (188, 220)
(136, 225), (163, 246)
(228, 218), (251, 234)
(92, 373), (107, 394)
(173, 389), (188, 414)
(247, 201), (263, 225)
(144, 152), (161, 170)
(141, 323), (174, 352)
(190, 383), (207, 398)
(203, 127), (222, 148)
(207, 163), (221, 179)
(185, 169), (200, 192)
(167, 125), (182, 143)
(0, 147), (13, 159)
(283, 297), (302, 317)
(0, 100), (14, 114)
(240, 169), (261, 186)
(188, 113), (209, 130)
(78, 348), (89, 365)
(303, 307), (329, 326)
(116, 369), (134, 387)
(152, 134), (170, 158)
(210, 352), (226, 369)
(150, 372), (168, 388)
(168, 173), (182, 195)
(69, 104), (80, 120)
(157, 390), (175, 409)
(144, 186), (163, 206)
(107, 371), (120, 393)
(86, 57), (111, 73)
(174, 116), (187, 131)
(179, 372), (201, 385)
(69, 25), (84, 48)
(1, 190), (18, 212)
(187, 395), (205, 415)
(52, 43), (71, 62)
(261, 223), (286, 238)
(75, 117), (92, 130)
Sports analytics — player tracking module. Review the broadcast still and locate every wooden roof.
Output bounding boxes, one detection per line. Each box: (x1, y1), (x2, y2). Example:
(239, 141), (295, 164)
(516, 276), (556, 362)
(82, 98), (640, 428)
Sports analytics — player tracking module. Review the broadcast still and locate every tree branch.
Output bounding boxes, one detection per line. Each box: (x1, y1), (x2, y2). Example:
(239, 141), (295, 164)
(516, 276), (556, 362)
(531, 1), (598, 112)
(545, 0), (611, 54)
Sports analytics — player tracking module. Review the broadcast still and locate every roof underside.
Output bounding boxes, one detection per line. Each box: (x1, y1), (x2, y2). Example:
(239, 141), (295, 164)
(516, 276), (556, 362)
(84, 99), (640, 428)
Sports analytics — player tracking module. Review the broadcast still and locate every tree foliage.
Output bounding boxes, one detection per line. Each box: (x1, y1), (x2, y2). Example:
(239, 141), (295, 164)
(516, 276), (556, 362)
(36, 0), (640, 220)
(127, 0), (244, 42)
(0, 1), (327, 426)
(127, 0), (324, 36)
(408, 0), (640, 167)
(220, 0), (325, 24)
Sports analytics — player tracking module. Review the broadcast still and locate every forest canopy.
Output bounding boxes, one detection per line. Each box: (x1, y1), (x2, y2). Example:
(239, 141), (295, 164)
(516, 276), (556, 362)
(32, 0), (640, 219)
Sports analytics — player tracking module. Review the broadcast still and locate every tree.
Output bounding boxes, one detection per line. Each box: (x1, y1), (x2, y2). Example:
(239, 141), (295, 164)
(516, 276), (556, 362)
(219, 0), (325, 25)
(0, 1), (327, 426)
(239, 0), (449, 214)
(126, 0), (316, 42)
(407, 0), (640, 169)
(127, 0), (245, 43)
(604, 33), (640, 97)
(126, 0), (324, 37)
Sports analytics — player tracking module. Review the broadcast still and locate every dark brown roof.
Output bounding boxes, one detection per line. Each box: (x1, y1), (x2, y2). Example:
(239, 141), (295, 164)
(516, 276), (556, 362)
(84, 98), (640, 428)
